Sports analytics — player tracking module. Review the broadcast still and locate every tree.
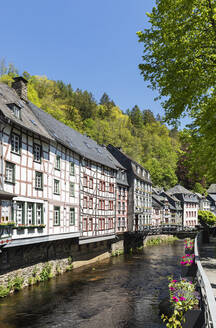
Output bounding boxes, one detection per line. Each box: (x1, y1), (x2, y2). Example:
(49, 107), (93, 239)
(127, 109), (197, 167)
(137, 0), (216, 124)
(99, 92), (115, 109)
(142, 109), (156, 125)
(128, 105), (144, 130)
(198, 210), (216, 226)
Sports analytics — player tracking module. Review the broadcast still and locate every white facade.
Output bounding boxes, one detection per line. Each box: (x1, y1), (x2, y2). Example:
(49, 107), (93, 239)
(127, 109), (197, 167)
(0, 123), (80, 243)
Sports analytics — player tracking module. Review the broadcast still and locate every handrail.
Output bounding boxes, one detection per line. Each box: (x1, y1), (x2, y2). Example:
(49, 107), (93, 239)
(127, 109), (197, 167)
(195, 234), (216, 328)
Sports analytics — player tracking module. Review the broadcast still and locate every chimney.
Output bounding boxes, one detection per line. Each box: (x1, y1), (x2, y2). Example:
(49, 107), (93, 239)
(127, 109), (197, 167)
(12, 76), (28, 102)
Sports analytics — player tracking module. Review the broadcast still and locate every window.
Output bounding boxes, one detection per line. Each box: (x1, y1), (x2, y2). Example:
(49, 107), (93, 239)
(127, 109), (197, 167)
(55, 155), (61, 170)
(109, 200), (113, 210)
(11, 133), (21, 154)
(69, 182), (75, 196)
(122, 217), (125, 227)
(7, 103), (21, 119)
(99, 180), (105, 191)
(5, 162), (15, 183)
(83, 196), (88, 208)
(15, 202), (24, 225)
(109, 183), (114, 193)
(35, 172), (43, 190)
(89, 177), (93, 189)
(98, 218), (105, 230)
(88, 218), (93, 231)
(83, 175), (88, 187)
(54, 179), (60, 194)
(70, 162), (75, 175)
(33, 143), (41, 162)
(99, 199), (105, 210)
(69, 208), (75, 225)
(122, 202), (125, 211)
(83, 218), (87, 231)
(27, 203), (34, 225)
(108, 218), (113, 229)
(89, 197), (93, 209)
(54, 206), (60, 225)
(36, 204), (43, 224)
(118, 202), (121, 211)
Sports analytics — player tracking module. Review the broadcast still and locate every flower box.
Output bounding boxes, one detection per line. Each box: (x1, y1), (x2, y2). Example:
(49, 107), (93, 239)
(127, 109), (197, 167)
(182, 309), (204, 328)
(181, 263), (197, 279)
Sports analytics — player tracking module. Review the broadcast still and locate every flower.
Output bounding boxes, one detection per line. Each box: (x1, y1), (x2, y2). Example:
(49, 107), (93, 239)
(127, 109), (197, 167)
(180, 254), (195, 266)
(179, 296), (186, 301)
(172, 296), (179, 302)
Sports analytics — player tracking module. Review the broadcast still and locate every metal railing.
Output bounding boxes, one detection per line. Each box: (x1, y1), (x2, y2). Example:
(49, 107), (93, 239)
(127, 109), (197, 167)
(138, 224), (197, 235)
(195, 235), (216, 328)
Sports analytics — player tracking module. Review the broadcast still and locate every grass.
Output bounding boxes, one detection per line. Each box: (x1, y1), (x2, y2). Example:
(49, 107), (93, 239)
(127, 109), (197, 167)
(145, 236), (178, 247)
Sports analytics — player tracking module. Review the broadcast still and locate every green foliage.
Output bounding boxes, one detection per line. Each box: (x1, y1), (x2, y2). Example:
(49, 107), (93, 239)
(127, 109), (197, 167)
(39, 263), (53, 281)
(145, 236), (178, 246)
(162, 277), (199, 327)
(11, 276), (24, 291)
(193, 183), (205, 195)
(137, 1), (216, 184)
(111, 249), (124, 257)
(198, 210), (216, 226)
(0, 285), (10, 298)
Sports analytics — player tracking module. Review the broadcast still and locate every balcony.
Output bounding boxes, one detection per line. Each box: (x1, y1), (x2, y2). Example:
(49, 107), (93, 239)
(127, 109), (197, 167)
(0, 223), (14, 248)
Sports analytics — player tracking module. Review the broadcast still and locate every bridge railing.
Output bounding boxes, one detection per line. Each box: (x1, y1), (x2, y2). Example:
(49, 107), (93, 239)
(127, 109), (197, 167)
(139, 224), (196, 234)
(195, 235), (216, 328)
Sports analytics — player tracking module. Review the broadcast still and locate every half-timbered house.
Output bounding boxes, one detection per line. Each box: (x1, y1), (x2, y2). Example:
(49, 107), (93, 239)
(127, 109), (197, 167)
(107, 145), (152, 231)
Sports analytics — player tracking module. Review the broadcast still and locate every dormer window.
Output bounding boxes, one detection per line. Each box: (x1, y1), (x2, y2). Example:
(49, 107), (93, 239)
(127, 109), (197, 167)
(7, 103), (21, 119)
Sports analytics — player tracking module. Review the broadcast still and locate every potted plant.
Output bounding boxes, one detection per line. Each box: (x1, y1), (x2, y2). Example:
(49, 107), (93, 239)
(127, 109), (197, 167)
(180, 254), (197, 278)
(184, 238), (194, 254)
(161, 277), (203, 328)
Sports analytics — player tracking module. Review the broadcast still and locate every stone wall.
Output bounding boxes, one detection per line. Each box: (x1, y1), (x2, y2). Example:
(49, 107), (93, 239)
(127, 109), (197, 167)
(0, 238), (123, 291)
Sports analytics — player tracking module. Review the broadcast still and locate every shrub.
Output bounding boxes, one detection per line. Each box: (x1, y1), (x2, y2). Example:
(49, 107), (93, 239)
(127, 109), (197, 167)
(39, 263), (53, 281)
(198, 210), (216, 226)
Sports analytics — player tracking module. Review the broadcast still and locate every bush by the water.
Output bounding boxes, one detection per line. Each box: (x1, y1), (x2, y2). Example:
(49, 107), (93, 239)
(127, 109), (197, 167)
(198, 210), (216, 226)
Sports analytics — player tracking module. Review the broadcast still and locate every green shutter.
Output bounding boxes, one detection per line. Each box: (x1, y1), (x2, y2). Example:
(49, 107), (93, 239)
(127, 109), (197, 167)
(22, 202), (25, 225)
(32, 203), (35, 225)
(13, 164), (16, 183)
(41, 204), (44, 224)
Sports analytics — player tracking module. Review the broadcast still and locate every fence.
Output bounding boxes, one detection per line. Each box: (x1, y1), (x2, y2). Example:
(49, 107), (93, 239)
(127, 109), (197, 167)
(195, 234), (216, 328)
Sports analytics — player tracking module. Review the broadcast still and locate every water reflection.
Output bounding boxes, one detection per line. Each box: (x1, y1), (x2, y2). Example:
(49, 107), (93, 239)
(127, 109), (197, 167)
(0, 241), (183, 328)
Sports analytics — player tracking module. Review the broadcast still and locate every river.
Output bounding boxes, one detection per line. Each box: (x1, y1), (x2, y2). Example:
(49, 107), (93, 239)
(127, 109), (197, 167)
(0, 240), (183, 328)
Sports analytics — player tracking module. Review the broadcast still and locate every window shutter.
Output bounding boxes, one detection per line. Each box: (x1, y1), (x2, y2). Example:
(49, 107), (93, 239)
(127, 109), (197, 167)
(32, 203), (35, 225)
(22, 203), (25, 225)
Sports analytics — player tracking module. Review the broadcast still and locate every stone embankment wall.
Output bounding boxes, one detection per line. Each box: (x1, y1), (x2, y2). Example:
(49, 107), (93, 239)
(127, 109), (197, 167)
(0, 237), (125, 291)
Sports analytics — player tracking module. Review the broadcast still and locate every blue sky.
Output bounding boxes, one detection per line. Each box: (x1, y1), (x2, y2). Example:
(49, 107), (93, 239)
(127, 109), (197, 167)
(1, 0), (190, 126)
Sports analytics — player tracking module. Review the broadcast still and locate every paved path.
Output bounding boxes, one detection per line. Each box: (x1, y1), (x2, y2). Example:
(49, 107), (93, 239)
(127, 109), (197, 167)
(199, 235), (216, 299)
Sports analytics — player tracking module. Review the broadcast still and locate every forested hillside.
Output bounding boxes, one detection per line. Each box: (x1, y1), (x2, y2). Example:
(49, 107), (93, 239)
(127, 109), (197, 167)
(0, 64), (205, 191)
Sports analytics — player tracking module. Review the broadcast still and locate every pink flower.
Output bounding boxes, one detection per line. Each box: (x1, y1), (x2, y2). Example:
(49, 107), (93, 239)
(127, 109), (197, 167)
(172, 280), (177, 283)
(172, 296), (179, 302)
(179, 297), (186, 301)
(169, 287), (175, 291)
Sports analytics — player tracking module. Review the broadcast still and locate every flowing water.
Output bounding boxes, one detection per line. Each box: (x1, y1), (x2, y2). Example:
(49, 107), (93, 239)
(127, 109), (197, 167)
(0, 241), (184, 328)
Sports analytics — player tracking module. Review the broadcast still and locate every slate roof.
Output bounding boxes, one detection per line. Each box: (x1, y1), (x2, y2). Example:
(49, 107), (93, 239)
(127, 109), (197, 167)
(167, 184), (193, 195)
(0, 81), (125, 170)
(207, 184), (216, 194)
(29, 102), (124, 170)
(0, 82), (53, 141)
(152, 198), (162, 209)
(208, 194), (216, 202)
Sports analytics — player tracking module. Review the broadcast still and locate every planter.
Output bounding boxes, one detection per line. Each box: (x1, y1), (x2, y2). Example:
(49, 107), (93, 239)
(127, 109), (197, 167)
(181, 263), (197, 279)
(185, 248), (194, 255)
(182, 309), (204, 328)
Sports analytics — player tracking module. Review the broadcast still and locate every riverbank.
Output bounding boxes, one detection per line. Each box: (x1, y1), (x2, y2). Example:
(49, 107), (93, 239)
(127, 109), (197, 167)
(0, 240), (184, 328)
(0, 234), (179, 298)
